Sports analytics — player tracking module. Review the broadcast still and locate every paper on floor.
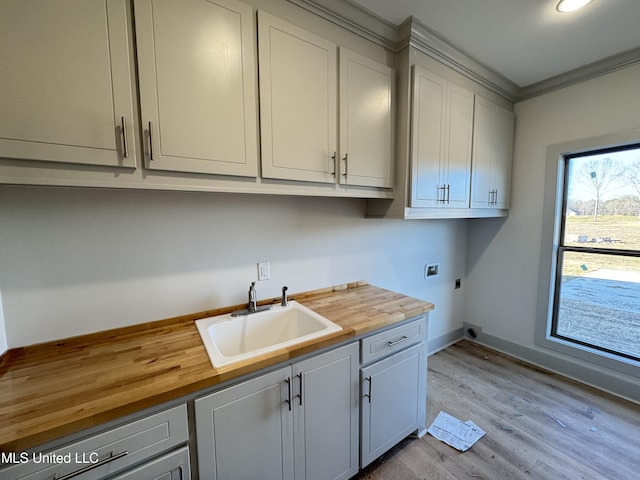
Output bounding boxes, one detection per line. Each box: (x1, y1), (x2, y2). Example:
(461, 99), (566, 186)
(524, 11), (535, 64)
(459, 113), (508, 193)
(427, 411), (486, 452)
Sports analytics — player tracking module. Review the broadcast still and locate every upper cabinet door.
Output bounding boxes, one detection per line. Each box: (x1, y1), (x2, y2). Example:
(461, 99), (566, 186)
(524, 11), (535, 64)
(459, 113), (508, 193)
(135, 0), (258, 177)
(0, 0), (135, 168)
(471, 96), (515, 209)
(410, 66), (474, 208)
(470, 97), (494, 207)
(410, 67), (446, 207)
(444, 82), (474, 208)
(339, 49), (393, 189)
(492, 105), (515, 209)
(259, 11), (337, 184)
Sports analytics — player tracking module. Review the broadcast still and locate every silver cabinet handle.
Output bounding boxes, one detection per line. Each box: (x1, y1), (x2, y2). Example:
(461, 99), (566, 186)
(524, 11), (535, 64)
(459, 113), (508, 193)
(120, 116), (128, 159)
(52, 451), (128, 480)
(363, 376), (372, 403)
(438, 185), (446, 203)
(493, 189), (498, 205)
(386, 335), (409, 348)
(342, 153), (348, 177)
(446, 184), (450, 204)
(331, 152), (336, 176)
(148, 121), (154, 161)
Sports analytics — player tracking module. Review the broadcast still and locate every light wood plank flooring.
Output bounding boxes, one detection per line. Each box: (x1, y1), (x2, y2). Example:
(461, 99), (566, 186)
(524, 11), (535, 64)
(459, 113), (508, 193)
(355, 340), (640, 480)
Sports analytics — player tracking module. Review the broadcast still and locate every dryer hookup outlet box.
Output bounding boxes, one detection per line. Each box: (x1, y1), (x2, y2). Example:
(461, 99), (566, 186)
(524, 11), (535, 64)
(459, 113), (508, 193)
(425, 263), (440, 278)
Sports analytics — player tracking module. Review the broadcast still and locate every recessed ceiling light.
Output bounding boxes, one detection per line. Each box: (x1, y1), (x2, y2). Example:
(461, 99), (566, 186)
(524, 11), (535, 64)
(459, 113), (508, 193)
(556, 0), (594, 13)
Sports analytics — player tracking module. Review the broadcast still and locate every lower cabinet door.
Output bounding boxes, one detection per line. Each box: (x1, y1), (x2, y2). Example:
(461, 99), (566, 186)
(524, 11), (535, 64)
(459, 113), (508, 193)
(195, 365), (294, 480)
(360, 343), (426, 467)
(111, 447), (190, 480)
(293, 343), (359, 480)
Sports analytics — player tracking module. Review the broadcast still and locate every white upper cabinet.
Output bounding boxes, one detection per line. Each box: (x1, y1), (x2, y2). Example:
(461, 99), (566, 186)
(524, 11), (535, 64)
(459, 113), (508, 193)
(259, 11), (337, 184)
(339, 48), (393, 188)
(471, 96), (515, 209)
(135, 0), (259, 176)
(410, 66), (474, 208)
(0, 0), (136, 168)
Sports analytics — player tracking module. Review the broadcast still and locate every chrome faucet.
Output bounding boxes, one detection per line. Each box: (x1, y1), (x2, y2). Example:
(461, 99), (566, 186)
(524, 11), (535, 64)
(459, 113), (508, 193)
(281, 286), (288, 307)
(248, 282), (258, 312)
(231, 281), (272, 317)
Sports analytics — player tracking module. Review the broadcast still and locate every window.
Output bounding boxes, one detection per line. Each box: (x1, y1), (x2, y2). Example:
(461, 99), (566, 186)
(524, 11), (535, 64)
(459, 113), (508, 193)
(552, 144), (640, 362)
(535, 130), (640, 376)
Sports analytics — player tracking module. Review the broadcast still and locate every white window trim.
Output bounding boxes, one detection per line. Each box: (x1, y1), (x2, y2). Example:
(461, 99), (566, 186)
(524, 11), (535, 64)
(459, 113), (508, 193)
(536, 128), (640, 379)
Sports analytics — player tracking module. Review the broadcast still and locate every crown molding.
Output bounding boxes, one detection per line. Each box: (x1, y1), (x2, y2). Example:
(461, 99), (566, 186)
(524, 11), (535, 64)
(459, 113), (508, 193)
(287, 0), (640, 104)
(287, 0), (398, 51)
(518, 46), (640, 101)
(402, 16), (520, 101)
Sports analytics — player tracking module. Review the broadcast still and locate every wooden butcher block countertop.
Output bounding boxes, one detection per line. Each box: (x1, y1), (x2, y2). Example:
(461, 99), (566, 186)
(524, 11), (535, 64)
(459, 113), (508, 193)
(0, 281), (433, 453)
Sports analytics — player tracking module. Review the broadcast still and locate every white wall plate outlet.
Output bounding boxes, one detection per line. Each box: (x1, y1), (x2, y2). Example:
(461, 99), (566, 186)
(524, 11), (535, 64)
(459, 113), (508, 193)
(257, 261), (271, 281)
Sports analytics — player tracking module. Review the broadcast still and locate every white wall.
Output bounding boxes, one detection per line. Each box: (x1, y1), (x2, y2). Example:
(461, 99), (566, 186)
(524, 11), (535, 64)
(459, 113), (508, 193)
(0, 186), (467, 349)
(464, 63), (640, 397)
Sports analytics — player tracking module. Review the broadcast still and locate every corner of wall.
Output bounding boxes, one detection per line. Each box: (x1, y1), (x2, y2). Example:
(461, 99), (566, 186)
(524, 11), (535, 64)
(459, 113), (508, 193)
(0, 288), (8, 356)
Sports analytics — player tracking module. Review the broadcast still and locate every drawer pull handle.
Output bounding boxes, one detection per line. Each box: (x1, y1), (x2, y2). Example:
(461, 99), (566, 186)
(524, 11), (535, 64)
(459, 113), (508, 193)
(363, 376), (372, 403)
(386, 335), (409, 348)
(53, 450), (128, 480)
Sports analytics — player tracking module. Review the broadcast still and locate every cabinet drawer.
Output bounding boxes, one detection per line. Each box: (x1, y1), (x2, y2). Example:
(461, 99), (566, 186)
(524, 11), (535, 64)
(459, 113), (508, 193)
(361, 317), (426, 365)
(110, 446), (190, 480)
(1, 404), (188, 480)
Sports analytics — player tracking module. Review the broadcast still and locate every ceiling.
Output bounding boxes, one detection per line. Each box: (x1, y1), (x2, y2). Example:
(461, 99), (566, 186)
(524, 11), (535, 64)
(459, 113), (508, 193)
(349, 0), (640, 87)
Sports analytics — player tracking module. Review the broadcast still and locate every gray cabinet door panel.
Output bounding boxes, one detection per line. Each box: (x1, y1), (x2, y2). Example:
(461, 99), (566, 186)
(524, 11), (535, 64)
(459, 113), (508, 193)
(360, 343), (426, 467)
(195, 366), (294, 480)
(293, 343), (359, 480)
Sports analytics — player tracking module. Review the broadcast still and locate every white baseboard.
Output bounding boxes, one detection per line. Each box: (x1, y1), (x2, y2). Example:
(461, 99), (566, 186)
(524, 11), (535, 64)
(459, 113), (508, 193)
(467, 331), (640, 405)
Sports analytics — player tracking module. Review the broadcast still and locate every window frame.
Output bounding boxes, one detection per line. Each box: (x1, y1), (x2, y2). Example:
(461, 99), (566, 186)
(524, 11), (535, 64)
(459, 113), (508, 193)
(536, 130), (640, 378)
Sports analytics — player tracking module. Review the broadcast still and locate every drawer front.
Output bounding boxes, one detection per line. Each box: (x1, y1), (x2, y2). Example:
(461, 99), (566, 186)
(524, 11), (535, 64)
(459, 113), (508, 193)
(110, 446), (190, 480)
(1, 404), (188, 480)
(361, 316), (427, 365)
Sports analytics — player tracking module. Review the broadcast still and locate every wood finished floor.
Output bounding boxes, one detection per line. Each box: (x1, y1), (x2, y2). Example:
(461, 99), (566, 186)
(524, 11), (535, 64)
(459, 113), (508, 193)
(354, 340), (640, 480)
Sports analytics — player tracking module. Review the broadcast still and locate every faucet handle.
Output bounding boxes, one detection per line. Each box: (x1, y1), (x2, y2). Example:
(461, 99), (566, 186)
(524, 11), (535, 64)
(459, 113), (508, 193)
(281, 286), (288, 307)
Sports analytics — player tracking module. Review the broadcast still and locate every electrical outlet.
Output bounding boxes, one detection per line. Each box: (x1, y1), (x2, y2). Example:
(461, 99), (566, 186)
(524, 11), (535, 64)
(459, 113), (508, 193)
(425, 263), (440, 279)
(257, 261), (270, 281)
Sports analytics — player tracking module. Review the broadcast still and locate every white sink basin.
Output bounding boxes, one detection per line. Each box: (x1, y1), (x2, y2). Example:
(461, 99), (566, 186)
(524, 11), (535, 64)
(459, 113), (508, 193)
(196, 301), (342, 368)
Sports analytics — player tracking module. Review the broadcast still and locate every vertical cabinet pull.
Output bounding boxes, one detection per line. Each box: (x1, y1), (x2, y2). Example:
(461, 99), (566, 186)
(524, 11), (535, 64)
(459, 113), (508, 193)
(342, 153), (348, 177)
(296, 372), (303, 406)
(363, 376), (372, 403)
(120, 116), (128, 159)
(285, 377), (292, 411)
(438, 185), (451, 204)
(148, 121), (154, 161)
(488, 189), (498, 205)
(331, 152), (336, 176)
